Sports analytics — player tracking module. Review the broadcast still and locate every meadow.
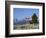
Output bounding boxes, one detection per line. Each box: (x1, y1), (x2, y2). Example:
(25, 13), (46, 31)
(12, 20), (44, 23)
(14, 24), (39, 30)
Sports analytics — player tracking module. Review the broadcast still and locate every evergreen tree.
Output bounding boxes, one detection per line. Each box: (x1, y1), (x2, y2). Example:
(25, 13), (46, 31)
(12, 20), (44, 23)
(32, 13), (38, 24)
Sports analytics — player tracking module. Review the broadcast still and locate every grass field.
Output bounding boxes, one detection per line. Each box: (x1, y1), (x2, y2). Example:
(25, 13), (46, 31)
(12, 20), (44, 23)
(14, 24), (39, 30)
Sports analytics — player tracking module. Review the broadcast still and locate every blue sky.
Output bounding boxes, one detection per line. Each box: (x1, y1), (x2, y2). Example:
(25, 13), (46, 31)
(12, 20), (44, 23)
(13, 8), (39, 20)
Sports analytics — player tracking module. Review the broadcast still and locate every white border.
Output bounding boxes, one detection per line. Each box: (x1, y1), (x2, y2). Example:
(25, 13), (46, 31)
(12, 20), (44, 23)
(10, 5), (43, 35)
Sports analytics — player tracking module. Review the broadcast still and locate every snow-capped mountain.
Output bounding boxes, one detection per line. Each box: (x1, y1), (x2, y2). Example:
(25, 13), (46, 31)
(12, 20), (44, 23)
(14, 16), (32, 25)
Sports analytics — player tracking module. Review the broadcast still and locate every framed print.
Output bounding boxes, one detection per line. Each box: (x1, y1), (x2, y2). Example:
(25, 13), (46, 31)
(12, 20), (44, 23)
(5, 1), (45, 37)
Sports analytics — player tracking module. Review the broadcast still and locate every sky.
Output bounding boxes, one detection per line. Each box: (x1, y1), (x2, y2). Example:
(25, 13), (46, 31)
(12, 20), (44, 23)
(13, 8), (39, 20)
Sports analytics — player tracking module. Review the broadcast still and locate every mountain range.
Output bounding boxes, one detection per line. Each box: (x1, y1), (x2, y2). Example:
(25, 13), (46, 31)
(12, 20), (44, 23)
(14, 16), (32, 25)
